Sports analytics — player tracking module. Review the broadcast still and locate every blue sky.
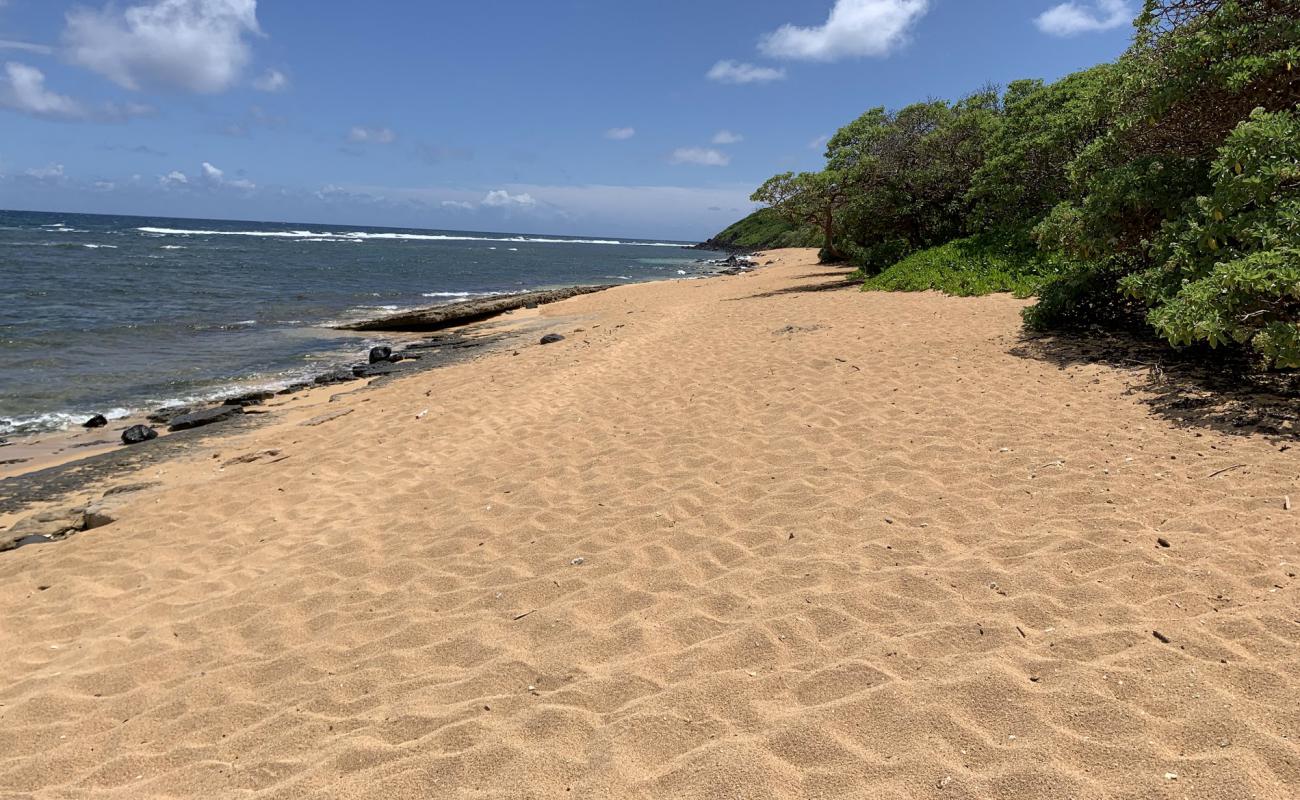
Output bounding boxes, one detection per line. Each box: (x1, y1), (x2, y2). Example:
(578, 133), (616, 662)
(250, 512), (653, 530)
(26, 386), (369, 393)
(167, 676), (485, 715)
(1, 0), (1136, 239)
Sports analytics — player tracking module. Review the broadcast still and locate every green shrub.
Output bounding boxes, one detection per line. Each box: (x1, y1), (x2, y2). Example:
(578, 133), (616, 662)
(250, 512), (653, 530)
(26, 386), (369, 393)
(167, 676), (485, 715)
(1120, 107), (1300, 368)
(863, 234), (1062, 298)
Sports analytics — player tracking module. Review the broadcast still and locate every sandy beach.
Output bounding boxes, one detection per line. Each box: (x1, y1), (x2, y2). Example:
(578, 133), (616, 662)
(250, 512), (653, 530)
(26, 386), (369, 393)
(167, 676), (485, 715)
(1, 249), (1297, 799)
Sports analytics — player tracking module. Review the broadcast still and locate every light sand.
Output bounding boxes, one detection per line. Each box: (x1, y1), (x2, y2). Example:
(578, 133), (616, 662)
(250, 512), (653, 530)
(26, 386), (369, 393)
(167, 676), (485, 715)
(1, 249), (1297, 799)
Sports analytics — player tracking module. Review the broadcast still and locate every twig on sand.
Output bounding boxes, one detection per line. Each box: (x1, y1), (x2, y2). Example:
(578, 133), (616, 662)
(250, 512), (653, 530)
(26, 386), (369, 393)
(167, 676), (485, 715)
(1207, 464), (1247, 479)
(512, 610), (536, 621)
(1153, 630), (1172, 644)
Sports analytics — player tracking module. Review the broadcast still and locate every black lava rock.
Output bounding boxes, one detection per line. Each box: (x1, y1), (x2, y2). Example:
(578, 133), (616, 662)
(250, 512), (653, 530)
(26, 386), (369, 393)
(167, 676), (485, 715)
(122, 425), (158, 445)
(368, 346), (393, 364)
(314, 368), (358, 386)
(82, 414), (108, 428)
(224, 390), (275, 407)
(167, 405), (243, 432)
(147, 406), (192, 424)
(540, 333), (566, 345)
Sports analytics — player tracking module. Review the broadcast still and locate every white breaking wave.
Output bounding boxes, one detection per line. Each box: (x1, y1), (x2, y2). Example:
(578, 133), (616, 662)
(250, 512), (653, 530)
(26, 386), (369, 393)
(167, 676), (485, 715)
(420, 291), (507, 299)
(136, 226), (687, 248)
(82, 244), (119, 249)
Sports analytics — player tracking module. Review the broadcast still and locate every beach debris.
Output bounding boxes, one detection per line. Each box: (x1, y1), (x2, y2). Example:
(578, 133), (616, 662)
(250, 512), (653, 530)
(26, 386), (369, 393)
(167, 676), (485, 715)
(82, 414), (108, 428)
(1285, 496), (1292, 511)
(1207, 464), (1247, 478)
(368, 345), (393, 364)
(301, 408), (354, 427)
(570, 557), (585, 566)
(540, 333), (566, 345)
(1153, 630), (1172, 644)
(772, 324), (828, 336)
(121, 424), (158, 445)
(415, 408), (428, 420)
(1164, 773), (1178, 781)
(513, 610), (536, 621)
(168, 405), (243, 432)
(222, 449), (283, 467)
(1157, 537), (1171, 548)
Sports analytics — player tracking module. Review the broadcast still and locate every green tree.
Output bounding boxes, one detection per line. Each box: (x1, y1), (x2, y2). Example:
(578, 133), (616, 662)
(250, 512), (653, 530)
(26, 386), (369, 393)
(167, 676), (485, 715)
(751, 170), (851, 262)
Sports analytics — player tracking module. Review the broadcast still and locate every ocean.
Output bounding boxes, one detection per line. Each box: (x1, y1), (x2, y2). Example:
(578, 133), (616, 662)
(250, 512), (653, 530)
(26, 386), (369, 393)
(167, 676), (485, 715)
(0, 210), (725, 435)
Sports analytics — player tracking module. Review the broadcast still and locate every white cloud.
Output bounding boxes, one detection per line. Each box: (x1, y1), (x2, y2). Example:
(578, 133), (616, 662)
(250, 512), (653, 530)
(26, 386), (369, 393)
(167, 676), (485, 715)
(1035, 0), (1133, 36)
(711, 130), (743, 145)
(809, 134), (831, 151)
(252, 67), (287, 92)
(0, 62), (87, 119)
(669, 147), (730, 167)
(200, 160), (254, 189)
(348, 125), (396, 144)
(160, 169), (189, 186)
(706, 60), (786, 85)
(482, 189), (536, 208)
(24, 163), (65, 181)
(605, 126), (636, 140)
(759, 0), (929, 61)
(440, 200), (476, 211)
(0, 40), (55, 55)
(63, 0), (262, 93)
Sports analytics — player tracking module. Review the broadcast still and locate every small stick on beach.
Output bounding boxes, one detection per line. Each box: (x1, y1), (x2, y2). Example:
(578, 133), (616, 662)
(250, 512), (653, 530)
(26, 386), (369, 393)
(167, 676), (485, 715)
(1207, 464), (1247, 479)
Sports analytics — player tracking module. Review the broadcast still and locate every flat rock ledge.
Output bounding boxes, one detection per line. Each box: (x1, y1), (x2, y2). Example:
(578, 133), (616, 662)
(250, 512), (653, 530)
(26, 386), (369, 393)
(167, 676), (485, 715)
(335, 285), (615, 332)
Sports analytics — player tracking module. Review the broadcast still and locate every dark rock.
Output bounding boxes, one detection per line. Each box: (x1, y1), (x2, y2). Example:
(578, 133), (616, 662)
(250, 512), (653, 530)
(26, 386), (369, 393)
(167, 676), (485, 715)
(224, 390), (275, 407)
(314, 368), (358, 386)
(167, 405), (243, 432)
(368, 345), (393, 364)
(0, 458), (29, 466)
(147, 406), (192, 424)
(122, 425), (158, 445)
(388, 352), (422, 363)
(352, 361), (415, 379)
(82, 414), (108, 429)
(338, 286), (614, 333)
(277, 382), (312, 395)
(540, 333), (566, 345)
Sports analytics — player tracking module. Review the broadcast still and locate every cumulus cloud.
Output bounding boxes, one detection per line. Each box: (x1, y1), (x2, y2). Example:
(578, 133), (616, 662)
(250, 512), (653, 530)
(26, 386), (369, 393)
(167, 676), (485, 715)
(706, 60), (786, 85)
(440, 200), (476, 211)
(711, 130), (743, 145)
(348, 125), (396, 144)
(481, 189), (536, 208)
(669, 147), (730, 167)
(759, 0), (929, 61)
(0, 61), (151, 121)
(809, 134), (831, 151)
(63, 0), (262, 93)
(252, 67), (287, 92)
(1035, 0), (1133, 36)
(160, 161), (253, 190)
(605, 127), (636, 140)
(0, 62), (87, 119)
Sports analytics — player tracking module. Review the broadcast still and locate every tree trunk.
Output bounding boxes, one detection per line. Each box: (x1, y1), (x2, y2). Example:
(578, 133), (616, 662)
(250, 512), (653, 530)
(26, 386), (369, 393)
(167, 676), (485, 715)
(820, 209), (843, 263)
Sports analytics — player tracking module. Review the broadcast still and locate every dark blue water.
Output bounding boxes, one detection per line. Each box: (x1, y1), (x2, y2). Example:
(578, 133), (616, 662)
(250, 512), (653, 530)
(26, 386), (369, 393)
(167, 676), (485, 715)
(0, 210), (722, 434)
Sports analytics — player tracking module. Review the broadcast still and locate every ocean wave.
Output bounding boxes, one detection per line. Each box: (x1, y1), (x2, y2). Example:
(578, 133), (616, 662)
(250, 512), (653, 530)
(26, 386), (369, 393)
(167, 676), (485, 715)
(420, 291), (506, 299)
(82, 244), (119, 249)
(135, 226), (688, 248)
(1, 408), (132, 436)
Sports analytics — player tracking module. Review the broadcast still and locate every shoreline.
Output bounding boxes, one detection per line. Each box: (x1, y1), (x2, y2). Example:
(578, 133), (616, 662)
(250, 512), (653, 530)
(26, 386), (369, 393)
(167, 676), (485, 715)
(1, 248), (1297, 796)
(0, 256), (756, 488)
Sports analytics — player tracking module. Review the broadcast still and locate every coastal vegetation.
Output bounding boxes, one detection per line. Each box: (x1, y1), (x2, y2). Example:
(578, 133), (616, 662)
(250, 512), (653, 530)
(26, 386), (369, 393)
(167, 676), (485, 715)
(739, 0), (1300, 368)
(696, 207), (821, 252)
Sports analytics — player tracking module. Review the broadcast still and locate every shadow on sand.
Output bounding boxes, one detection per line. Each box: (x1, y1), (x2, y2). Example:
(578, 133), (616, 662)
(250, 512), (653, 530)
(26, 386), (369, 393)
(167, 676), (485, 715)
(1011, 328), (1299, 444)
(732, 269), (862, 301)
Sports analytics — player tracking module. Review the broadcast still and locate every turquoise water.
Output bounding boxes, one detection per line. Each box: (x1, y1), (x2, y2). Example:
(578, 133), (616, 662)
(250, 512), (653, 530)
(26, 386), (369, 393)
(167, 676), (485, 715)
(0, 210), (722, 434)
